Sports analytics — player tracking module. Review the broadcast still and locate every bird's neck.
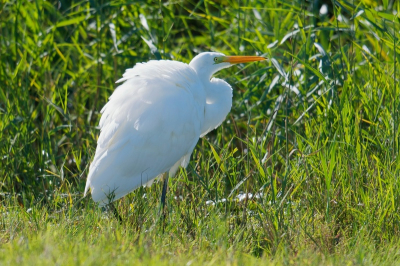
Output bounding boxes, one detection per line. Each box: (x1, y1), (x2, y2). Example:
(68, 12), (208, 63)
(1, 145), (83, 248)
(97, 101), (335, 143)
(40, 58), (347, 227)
(200, 78), (233, 137)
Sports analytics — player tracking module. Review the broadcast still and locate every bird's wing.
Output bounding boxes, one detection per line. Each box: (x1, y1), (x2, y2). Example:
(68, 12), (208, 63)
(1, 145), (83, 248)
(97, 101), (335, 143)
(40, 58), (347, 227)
(85, 60), (205, 205)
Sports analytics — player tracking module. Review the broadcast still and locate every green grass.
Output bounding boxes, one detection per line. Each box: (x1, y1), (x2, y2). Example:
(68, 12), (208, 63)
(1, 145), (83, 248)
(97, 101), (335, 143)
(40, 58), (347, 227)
(1, 205), (400, 265)
(1, 0), (400, 264)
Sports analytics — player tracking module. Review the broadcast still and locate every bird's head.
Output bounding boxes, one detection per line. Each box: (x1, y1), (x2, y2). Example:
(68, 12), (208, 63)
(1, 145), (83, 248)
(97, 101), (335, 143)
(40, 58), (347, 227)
(189, 52), (266, 80)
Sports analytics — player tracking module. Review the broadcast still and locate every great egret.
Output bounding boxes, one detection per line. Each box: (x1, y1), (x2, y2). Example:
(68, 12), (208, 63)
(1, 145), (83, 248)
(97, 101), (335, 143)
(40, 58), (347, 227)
(84, 52), (266, 208)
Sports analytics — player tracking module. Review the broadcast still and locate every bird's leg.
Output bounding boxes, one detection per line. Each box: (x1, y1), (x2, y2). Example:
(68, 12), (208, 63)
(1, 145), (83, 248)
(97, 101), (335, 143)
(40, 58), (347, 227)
(108, 202), (123, 224)
(161, 174), (169, 210)
(160, 173), (169, 232)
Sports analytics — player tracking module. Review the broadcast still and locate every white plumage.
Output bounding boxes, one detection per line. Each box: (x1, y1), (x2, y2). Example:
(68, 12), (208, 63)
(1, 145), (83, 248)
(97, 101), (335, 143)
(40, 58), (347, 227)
(84, 52), (265, 205)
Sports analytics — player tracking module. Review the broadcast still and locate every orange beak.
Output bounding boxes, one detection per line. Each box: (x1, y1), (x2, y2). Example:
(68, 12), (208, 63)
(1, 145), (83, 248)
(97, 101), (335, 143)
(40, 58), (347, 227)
(222, 55), (267, 64)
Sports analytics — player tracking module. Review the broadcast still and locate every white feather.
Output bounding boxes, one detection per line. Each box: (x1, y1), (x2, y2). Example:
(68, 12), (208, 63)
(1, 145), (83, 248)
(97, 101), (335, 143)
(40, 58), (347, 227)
(85, 60), (205, 205)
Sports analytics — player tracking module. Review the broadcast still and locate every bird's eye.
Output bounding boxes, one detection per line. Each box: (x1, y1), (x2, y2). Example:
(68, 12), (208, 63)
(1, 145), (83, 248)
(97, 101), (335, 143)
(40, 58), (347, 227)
(214, 57), (218, 62)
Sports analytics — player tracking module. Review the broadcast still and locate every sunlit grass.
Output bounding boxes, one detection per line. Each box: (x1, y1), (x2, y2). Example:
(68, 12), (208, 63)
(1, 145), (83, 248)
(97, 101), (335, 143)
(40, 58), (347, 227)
(1, 0), (400, 264)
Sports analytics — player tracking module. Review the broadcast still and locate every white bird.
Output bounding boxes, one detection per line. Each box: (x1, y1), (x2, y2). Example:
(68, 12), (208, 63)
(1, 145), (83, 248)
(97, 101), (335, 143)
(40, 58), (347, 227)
(84, 52), (266, 207)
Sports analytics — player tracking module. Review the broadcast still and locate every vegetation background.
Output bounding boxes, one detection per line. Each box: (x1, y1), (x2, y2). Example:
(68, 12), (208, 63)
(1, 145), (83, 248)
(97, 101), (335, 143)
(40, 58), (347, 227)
(1, 0), (399, 264)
